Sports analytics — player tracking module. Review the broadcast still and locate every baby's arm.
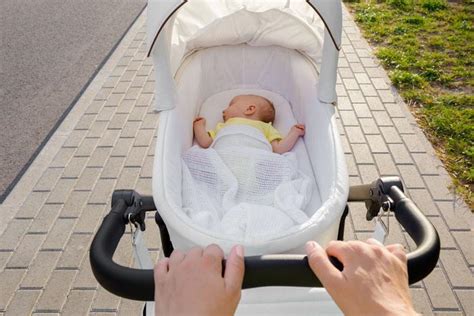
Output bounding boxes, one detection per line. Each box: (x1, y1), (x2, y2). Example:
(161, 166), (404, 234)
(271, 124), (305, 154)
(193, 117), (213, 148)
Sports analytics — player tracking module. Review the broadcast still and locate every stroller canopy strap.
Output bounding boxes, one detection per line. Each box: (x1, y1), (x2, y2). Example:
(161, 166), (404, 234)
(146, 0), (342, 57)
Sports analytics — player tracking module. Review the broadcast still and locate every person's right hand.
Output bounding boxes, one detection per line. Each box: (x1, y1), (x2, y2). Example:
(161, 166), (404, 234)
(306, 239), (418, 316)
(193, 117), (206, 129)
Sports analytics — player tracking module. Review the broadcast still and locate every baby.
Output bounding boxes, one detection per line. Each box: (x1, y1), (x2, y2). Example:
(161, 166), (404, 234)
(193, 95), (305, 154)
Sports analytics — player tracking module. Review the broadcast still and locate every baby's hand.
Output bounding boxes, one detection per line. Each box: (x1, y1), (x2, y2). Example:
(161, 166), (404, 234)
(193, 117), (206, 129)
(291, 124), (305, 137)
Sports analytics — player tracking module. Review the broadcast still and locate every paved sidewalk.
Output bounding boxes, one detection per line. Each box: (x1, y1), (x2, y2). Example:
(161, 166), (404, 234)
(0, 6), (472, 315)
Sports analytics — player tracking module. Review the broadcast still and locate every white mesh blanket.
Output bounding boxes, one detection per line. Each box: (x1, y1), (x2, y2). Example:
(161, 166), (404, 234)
(182, 125), (312, 241)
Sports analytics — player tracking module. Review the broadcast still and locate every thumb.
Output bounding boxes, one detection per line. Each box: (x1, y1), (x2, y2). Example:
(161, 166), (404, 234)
(224, 245), (245, 294)
(305, 241), (343, 288)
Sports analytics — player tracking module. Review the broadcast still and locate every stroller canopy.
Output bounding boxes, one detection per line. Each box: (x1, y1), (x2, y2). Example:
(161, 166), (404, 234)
(147, 0), (342, 110)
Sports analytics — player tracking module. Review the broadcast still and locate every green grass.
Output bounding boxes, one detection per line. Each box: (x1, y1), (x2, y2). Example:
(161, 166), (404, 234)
(344, 0), (474, 207)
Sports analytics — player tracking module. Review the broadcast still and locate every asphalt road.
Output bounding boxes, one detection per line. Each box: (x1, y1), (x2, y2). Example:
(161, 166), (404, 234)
(0, 0), (147, 202)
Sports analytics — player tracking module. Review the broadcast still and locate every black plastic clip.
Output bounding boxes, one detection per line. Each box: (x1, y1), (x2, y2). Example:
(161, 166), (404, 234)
(111, 190), (147, 231)
(366, 177), (403, 221)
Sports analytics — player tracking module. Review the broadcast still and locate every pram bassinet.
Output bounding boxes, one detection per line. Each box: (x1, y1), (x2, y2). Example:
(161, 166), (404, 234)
(90, 1), (440, 315)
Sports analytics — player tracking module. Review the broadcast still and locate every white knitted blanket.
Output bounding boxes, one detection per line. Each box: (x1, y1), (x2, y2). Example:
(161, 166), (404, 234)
(182, 125), (312, 241)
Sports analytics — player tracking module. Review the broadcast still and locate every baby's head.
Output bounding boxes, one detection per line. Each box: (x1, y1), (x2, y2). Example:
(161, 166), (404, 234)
(223, 95), (275, 123)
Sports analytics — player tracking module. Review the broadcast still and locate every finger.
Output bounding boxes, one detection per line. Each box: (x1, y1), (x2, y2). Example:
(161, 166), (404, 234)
(325, 240), (352, 264)
(154, 258), (169, 282)
(305, 241), (344, 288)
(203, 244), (225, 273)
(386, 244), (407, 263)
(224, 245), (245, 293)
(169, 249), (185, 270)
(366, 238), (384, 247)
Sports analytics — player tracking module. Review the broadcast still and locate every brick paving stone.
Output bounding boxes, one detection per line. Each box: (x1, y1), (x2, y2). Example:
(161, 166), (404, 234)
(346, 126), (366, 144)
(359, 118), (379, 135)
(128, 107), (147, 121)
(366, 67), (385, 78)
(384, 102), (405, 118)
(95, 88), (113, 101)
(388, 144), (413, 164)
(137, 65), (152, 77)
(98, 130), (121, 147)
(348, 90), (365, 103)
(41, 219), (76, 251)
(6, 234), (46, 268)
(35, 270), (76, 312)
(56, 234), (92, 269)
(373, 111), (392, 126)
(410, 288), (434, 316)
(0, 269), (26, 311)
(0, 252), (12, 270)
(115, 167), (140, 189)
(380, 126), (403, 144)
(87, 147), (113, 168)
(111, 67), (126, 78)
(350, 62), (365, 73)
(120, 121), (142, 138)
(61, 289), (95, 315)
(366, 96), (384, 111)
(108, 113), (128, 130)
(73, 256), (98, 290)
(349, 202), (374, 232)
(75, 138), (99, 157)
(111, 138), (134, 157)
(101, 157), (126, 179)
(117, 299), (142, 316)
(135, 178), (152, 196)
(358, 164), (379, 184)
(0, 219), (31, 251)
(398, 165), (425, 189)
(50, 147), (76, 167)
(74, 168), (101, 191)
(339, 111), (359, 126)
(429, 217), (457, 249)
(412, 153), (441, 175)
(353, 102), (372, 118)
(436, 201), (472, 231)
(342, 135), (350, 153)
(105, 94), (125, 107)
(133, 129), (155, 147)
(407, 189), (439, 216)
(63, 130), (89, 149)
(374, 153), (398, 176)
(393, 117), (415, 134)
(88, 179), (116, 205)
(366, 134), (389, 153)
(424, 268), (460, 310)
(377, 89), (396, 103)
(62, 157), (88, 178)
(454, 290), (474, 315)
(139, 156), (154, 179)
(452, 231), (474, 266)
(114, 81), (131, 94)
(74, 204), (107, 234)
(29, 205), (62, 234)
(440, 250), (474, 288)
(121, 70), (136, 82)
(124, 147), (148, 167)
(136, 93), (154, 107)
(337, 96), (352, 110)
(424, 176), (454, 201)
(371, 78), (390, 90)
(33, 168), (63, 192)
(402, 134), (426, 153)
(75, 114), (96, 130)
(130, 75), (147, 88)
(342, 78), (358, 90)
(85, 100), (105, 115)
(355, 72), (370, 84)
(15, 191), (50, 219)
(4, 289), (41, 316)
(352, 144), (374, 164)
(103, 76), (119, 88)
(87, 121), (109, 138)
(60, 191), (91, 218)
(125, 87), (142, 100)
(360, 84), (377, 97)
(91, 286), (121, 313)
(142, 81), (154, 94)
(46, 179), (76, 204)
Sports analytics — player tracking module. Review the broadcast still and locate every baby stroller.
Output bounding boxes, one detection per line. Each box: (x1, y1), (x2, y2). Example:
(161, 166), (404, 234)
(90, 0), (440, 315)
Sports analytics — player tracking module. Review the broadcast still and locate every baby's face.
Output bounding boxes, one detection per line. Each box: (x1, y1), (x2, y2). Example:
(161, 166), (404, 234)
(222, 95), (255, 122)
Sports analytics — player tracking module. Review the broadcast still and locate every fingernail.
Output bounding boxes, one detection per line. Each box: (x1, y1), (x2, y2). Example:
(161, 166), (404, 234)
(305, 241), (320, 252)
(235, 245), (244, 258)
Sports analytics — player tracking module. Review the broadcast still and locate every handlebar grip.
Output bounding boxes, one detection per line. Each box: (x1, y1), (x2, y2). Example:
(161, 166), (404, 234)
(90, 187), (440, 301)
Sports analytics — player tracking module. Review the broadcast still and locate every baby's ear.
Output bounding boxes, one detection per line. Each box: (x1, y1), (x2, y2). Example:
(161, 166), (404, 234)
(245, 105), (257, 115)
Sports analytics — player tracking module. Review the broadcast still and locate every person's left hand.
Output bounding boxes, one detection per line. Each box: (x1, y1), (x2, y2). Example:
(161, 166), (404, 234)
(154, 244), (245, 316)
(291, 124), (305, 137)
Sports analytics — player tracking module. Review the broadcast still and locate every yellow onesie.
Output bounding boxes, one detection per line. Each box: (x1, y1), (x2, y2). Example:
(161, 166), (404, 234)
(208, 118), (282, 143)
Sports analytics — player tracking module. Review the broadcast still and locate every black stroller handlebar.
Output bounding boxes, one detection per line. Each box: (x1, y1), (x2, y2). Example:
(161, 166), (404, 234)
(90, 184), (440, 302)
